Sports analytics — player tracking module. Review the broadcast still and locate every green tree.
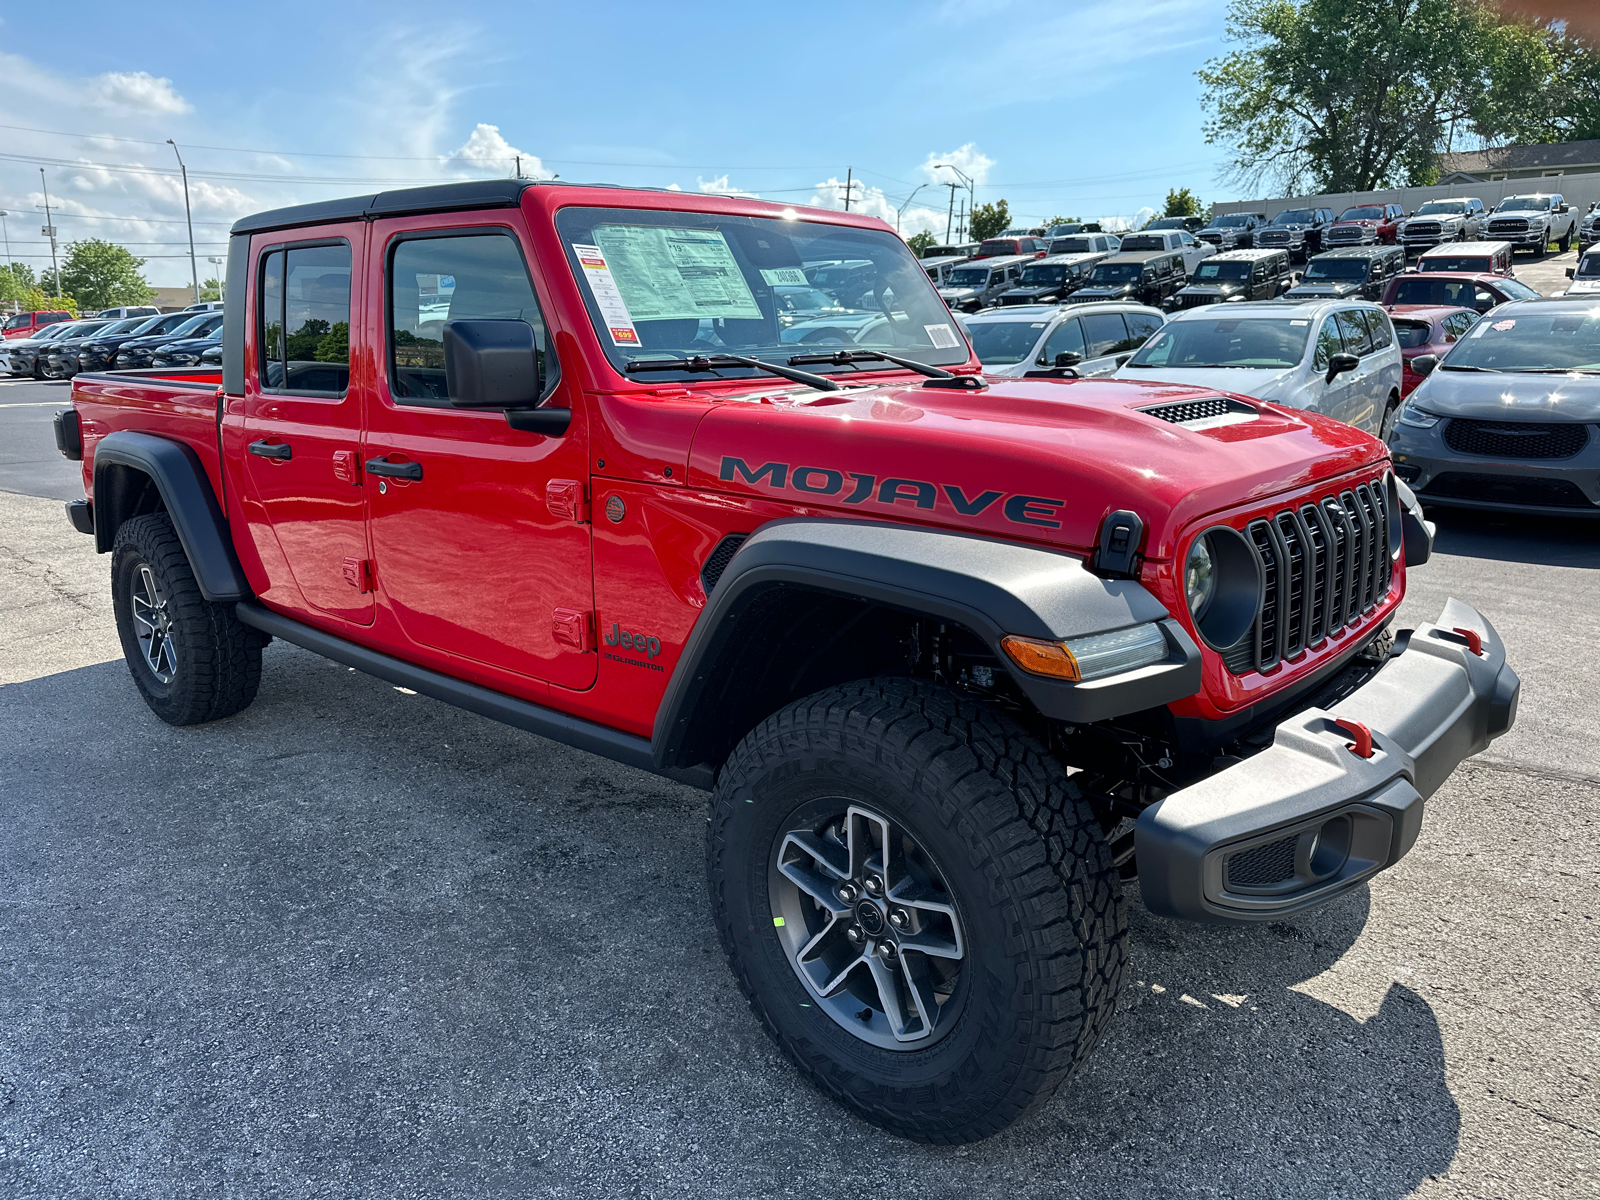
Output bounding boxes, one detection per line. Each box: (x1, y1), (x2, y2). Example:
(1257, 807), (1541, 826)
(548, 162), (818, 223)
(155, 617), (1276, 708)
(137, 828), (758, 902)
(198, 277), (223, 303)
(905, 230), (938, 255)
(1042, 215), (1080, 229)
(968, 199), (1010, 242)
(1163, 188), (1204, 217)
(19, 287), (76, 315)
(314, 321), (349, 363)
(1473, 16), (1600, 145)
(285, 318), (330, 363)
(0, 262), (36, 305)
(48, 239), (154, 311)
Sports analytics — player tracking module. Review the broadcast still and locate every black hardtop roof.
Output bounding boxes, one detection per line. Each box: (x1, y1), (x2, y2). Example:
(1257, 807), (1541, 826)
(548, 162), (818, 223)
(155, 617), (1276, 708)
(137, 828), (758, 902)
(1100, 249), (1181, 263)
(1211, 247), (1289, 260)
(1314, 245), (1404, 259)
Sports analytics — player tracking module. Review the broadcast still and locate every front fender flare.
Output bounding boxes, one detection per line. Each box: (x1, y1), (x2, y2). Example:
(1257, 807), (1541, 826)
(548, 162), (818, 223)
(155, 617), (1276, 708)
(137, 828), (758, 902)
(91, 430), (249, 601)
(651, 519), (1201, 770)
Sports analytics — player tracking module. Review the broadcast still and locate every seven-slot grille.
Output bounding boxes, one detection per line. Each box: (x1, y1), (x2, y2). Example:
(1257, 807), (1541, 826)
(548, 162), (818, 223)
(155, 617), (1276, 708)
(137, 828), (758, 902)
(1443, 418), (1589, 460)
(1220, 482), (1393, 675)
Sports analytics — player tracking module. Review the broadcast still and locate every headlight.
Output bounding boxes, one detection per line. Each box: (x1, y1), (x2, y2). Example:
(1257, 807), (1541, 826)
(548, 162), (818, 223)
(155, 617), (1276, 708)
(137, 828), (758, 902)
(1186, 537), (1216, 617)
(1398, 405), (1441, 429)
(1001, 622), (1169, 682)
(1183, 527), (1261, 651)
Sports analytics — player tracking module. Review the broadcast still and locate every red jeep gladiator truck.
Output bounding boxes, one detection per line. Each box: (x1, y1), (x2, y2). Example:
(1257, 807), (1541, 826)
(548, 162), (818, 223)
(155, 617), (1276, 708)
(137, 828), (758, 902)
(54, 179), (1518, 1142)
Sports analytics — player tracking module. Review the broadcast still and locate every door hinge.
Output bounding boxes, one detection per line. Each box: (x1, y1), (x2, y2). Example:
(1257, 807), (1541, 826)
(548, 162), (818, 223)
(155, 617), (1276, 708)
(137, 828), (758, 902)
(546, 479), (589, 523)
(552, 608), (594, 652)
(332, 449), (361, 486)
(343, 557), (375, 593)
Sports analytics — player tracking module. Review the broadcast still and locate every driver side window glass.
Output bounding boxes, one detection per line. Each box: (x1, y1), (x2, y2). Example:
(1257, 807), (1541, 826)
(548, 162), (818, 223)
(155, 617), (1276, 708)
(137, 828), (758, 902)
(1335, 309), (1374, 356)
(388, 233), (547, 407)
(1313, 316), (1342, 370)
(1039, 319), (1086, 364)
(1362, 308), (1392, 350)
(258, 242), (352, 396)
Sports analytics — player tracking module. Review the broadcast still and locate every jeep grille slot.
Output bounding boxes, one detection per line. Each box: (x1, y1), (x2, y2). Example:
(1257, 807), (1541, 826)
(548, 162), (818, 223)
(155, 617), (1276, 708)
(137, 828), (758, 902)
(1224, 482), (1392, 675)
(701, 534), (749, 595)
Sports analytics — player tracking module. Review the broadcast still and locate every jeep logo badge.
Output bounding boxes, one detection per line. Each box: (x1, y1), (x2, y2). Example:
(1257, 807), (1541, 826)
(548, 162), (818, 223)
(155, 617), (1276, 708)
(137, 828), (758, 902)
(605, 494), (626, 523)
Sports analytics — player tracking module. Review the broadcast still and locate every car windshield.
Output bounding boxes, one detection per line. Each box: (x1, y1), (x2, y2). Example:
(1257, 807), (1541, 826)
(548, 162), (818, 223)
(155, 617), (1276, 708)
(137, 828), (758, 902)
(966, 320), (1045, 365)
(1049, 237), (1095, 254)
(554, 207), (968, 378)
(1576, 252), (1600, 279)
(978, 240), (1018, 256)
(1391, 319), (1434, 349)
(1193, 261), (1251, 281)
(1047, 225), (1080, 236)
(1415, 202), (1466, 216)
(1125, 317), (1311, 370)
(1419, 255), (1490, 273)
(1340, 207), (1385, 220)
(100, 317), (147, 335)
(1020, 264), (1067, 286)
(1273, 210), (1317, 224)
(125, 315), (171, 336)
(1304, 258), (1370, 281)
(1498, 196), (1553, 211)
(161, 315), (212, 338)
(1144, 219), (1186, 230)
(773, 287), (838, 314)
(1388, 278), (1485, 306)
(1090, 262), (1142, 283)
(1443, 307), (1600, 370)
(1118, 235), (1165, 251)
(1214, 215), (1252, 227)
(947, 267), (991, 286)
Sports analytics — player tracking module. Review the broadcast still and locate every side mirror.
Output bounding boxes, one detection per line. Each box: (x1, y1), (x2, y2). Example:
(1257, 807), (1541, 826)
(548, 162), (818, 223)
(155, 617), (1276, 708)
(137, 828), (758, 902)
(1055, 351), (1084, 368)
(443, 319), (569, 435)
(1325, 351), (1359, 384)
(1567, 268), (1576, 279)
(1411, 354), (1438, 377)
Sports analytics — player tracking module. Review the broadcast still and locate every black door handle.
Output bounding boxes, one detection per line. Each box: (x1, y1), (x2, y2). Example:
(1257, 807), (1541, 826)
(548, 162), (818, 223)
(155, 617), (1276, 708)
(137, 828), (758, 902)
(364, 456), (423, 481)
(248, 439), (292, 460)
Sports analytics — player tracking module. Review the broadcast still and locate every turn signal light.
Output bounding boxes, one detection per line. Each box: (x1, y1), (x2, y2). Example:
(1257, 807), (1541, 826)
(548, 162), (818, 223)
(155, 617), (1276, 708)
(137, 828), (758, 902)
(1000, 636), (1082, 681)
(1002, 623), (1170, 682)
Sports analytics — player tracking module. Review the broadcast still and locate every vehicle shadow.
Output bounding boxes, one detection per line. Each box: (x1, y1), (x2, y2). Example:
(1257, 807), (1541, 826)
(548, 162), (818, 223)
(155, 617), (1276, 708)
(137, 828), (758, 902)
(1427, 503), (1600, 568)
(0, 651), (1460, 1200)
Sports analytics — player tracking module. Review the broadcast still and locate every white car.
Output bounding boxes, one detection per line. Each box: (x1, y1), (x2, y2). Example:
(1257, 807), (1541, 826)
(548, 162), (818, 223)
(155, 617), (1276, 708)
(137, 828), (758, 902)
(966, 302), (1166, 378)
(1113, 300), (1405, 436)
(1564, 248), (1600, 296)
(1116, 228), (1216, 276)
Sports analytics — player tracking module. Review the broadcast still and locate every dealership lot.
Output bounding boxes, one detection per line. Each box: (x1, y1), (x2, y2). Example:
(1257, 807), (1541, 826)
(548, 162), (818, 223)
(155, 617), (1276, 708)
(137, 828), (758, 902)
(1, 257), (1597, 1198)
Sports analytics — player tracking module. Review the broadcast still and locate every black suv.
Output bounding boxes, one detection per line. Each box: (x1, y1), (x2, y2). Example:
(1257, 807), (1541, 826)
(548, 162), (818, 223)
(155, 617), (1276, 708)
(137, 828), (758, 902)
(1167, 248), (1293, 310)
(1069, 250), (1185, 308)
(1284, 245), (1406, 301)
(1255, 207), (1335, 262)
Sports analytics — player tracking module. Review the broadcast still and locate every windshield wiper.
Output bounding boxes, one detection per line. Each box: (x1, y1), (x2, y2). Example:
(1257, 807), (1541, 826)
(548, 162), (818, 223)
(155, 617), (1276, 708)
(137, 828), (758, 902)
(786, 349), (954, 379)
(624, 353), (842, 391)
(1515, 367), (1600, 375)
(1440, 364), (1501, 373)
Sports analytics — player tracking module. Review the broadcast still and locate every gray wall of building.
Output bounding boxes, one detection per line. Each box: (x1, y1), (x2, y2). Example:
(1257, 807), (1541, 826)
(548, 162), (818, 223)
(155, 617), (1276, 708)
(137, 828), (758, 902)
(1211, 171), (1600, 223)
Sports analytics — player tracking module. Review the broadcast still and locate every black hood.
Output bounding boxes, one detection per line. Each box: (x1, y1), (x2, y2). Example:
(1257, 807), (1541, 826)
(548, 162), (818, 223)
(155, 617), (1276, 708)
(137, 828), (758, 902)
(1284, 281), (1363, 299)
(1074, 284), (1135, 300)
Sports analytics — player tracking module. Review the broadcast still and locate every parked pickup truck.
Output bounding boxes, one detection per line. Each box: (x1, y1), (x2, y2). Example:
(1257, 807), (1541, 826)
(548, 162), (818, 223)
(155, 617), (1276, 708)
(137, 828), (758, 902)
(56, 179), (1519, 1144)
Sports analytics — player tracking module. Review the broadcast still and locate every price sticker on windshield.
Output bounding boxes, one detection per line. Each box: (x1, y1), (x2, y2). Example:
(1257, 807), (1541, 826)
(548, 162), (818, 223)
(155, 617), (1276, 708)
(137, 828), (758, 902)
(1491, 319), (1516, 332)
(572, 243), (641, 346)
(924, 323), (962, 349)
(759, 268), (808, 286)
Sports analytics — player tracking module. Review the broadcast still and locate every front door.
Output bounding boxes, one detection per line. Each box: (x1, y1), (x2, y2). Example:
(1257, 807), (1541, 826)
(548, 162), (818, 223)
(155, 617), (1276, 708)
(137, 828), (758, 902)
(360, 220), (596, 691)
(234, 229), (373, 625)
(1311, 313), (1362, 427)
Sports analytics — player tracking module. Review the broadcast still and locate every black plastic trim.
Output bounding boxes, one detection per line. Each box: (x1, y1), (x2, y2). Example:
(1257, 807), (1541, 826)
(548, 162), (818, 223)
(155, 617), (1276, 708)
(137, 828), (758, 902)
(53, 408), (82, 460)
(651, 519), (1202, 768)
(231, 180), (535, 236)
(222, 233), (249, 395)
(235, 601), (713, 791)
(90, 430), (250, 601)
(65, 499), (93, 535)
(73, 368), (219, 391)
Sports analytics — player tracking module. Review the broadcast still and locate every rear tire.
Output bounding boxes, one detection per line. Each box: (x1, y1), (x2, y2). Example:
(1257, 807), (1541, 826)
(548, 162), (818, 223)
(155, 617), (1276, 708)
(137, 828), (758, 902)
(111, 512), (263, 726)
(1380, 392), (1402, 441)
(1559, 228), (1572, 254)
(707, 677), (1126, 1142)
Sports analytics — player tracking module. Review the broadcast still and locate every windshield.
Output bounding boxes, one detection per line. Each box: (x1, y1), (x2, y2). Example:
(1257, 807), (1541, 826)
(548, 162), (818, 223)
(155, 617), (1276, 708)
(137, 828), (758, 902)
(1215, 215), (1252, 227)
(1443, 307), (1600, 370)
(1119, 235), (1166, 251)
(1304, 258), (1370, 281)
(1416, 202), (1466, 216)
(1576, 252), (1600, 279)
(774, 287), (839, 314)
(1339, 207), (1385, 220)
(1125, 317), (1311, 370)
(1419, 255), (1490, 273)
(1019, 264), (1067, 286)
(62, 322), (112, 339)
(1049, 237), (1095, 254)
(1273, 210), (1317, 225)
(1047, 225), (1081, 236)
(978, 239), (1019, 256)
(555, 207), (968, 378)
(1089, 262), (1142, 283)
(1193, 261), (1251, 282)
(1391, 319), (1434, 349)
(966, 320), (1046, 365)
(947, 267), (992, 286)
(1145, 219), (1186, 230)
(1498, 196), (1552, 211)
(100, 317), (148, 335)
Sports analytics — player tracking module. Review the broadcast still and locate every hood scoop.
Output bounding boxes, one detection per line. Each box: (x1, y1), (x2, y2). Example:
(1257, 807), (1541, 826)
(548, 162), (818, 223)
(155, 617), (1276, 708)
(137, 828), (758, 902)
(1138, 396), (1260, 430)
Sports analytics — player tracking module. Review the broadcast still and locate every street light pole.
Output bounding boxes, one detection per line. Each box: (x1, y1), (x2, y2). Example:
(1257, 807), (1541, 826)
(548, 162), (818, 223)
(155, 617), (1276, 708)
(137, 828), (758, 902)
(895, 184), (928, 234)
(167, 140), (200, 305)
(0, 210), (11, 272)
(207, 256), (225, 303)
(39, 169), (60, 297)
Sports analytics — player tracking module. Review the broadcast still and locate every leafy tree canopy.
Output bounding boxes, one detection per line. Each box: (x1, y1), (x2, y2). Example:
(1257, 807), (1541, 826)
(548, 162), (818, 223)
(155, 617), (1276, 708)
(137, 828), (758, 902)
(1163, 188), (1204, 217)
(968, 200), (1011, 242)
(1042, 215), (1080, 228)
(905, 230), (938, 254)
(47, 240), (155, 312)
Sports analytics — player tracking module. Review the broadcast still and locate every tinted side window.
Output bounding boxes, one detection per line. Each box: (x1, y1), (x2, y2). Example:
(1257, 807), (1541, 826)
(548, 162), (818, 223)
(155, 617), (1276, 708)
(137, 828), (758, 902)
(1040, 318), (1086, 364)
(1445, 311), (1476, 339)
(1081, 312), (1131, 357)
(388, 233), (547, 407)
(1123, 312), (1163, 347)
(1362, 308), (1393, 350)
(1313, 316), (1343, 370)
(1335, 309), (1374, 355)
(258, 243), (352, 395)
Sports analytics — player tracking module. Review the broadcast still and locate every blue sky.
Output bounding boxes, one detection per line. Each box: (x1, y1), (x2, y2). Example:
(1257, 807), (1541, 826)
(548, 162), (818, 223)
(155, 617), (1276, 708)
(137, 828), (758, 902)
(0, 0), (1236, 287)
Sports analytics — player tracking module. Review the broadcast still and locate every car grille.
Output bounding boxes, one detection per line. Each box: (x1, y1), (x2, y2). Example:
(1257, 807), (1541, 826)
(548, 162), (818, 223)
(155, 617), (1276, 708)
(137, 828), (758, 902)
(1174, 291), (1222, 309)
(1443, 418), (1589, 460)
(1422, 472), (1595, 509)
(1487, 218), (1529, 236)
(1327, 227), (1367, 243)
(1198, 233), (1223, 244)
(1257, 230), (1294, 246)
(1404, 222), (1441, 238)
(1224, 833), (1299, 889)
(1219, 482), (1393, 675)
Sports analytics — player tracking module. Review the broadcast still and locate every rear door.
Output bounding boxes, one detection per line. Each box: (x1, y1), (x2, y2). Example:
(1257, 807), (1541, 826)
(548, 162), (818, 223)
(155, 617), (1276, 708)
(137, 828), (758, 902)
(1331, 308), (1381, 431)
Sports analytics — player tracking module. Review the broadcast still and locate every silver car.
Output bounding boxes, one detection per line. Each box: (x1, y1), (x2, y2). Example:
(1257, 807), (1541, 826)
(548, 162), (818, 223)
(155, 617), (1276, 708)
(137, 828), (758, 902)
(966, 302), (1166, 378)
(937, 254), (1032, 312)
(1114, 300), (1405, 436)
(1388, 296), (1600, 517)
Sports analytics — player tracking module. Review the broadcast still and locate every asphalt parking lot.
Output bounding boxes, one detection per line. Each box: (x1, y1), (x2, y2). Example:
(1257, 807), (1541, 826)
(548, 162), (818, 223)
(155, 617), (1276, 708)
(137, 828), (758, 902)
(1, 257), (1596, 1199)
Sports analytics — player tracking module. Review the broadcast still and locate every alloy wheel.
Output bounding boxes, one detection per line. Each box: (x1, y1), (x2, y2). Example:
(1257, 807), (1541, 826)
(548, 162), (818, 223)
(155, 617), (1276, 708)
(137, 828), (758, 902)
(130, 564), (178, 683)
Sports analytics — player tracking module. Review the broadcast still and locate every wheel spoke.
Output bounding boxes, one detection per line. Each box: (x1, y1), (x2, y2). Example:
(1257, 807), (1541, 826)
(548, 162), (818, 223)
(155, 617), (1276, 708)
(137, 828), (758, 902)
(795, 916), (846, 964)
(846, 806), (890, 882)
(896, 950), (944, 1036)
(865, 952), (921, 1041)
(818, 952), (868, 998)
(130, 599), (156, 636)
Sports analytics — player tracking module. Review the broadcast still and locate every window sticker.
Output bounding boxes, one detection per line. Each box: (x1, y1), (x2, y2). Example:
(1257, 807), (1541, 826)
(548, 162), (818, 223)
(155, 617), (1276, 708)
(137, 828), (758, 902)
(1290, 319), (1309, 325)
(571, 244), (640, 346)
(759, 267), (809, 286)
(1491, 319), (1516, 332)
(925, 323), (962, 349)
(591, 225), (762, 322)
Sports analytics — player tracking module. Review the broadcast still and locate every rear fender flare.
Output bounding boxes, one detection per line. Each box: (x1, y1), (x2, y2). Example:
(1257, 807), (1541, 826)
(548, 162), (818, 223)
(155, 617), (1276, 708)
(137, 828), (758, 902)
(91, 430), (249, 601)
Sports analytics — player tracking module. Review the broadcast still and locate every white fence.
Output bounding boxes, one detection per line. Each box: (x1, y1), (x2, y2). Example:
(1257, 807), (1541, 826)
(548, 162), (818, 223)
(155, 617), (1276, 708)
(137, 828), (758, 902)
(1211, 170), (1600, 222)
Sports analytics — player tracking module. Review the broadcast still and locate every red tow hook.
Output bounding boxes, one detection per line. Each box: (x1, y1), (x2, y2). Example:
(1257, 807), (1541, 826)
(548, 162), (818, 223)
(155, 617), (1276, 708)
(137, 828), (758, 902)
(1332, 718), (1375, 759)
(1452, 626), (1485, 656)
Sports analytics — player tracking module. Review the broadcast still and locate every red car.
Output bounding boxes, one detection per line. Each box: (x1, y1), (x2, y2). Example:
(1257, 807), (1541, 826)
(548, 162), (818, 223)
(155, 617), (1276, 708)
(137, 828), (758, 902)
(1381, 269), (1542, 313)
(1326, 203), (1405, 247)
(3, 309), (73, 339)
(972, 235), (1048, 259)
(1387, 305), (1479, 396)
(56, 179), (1516, 1143)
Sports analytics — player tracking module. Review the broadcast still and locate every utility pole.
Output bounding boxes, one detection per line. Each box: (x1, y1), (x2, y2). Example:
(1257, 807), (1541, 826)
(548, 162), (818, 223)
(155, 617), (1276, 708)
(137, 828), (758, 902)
(167, 140), (201, 305)
(0, 210), (11, 273)
(843, 167), (853, 212)
(945, 183), (956, 242)
(515, 155), (522, 179)
(957, 198), (966, 242)
(39, 169), (59, 296)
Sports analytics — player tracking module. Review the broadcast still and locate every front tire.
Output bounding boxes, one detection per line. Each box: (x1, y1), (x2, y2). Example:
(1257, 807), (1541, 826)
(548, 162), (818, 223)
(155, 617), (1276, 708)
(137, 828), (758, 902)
(1380, 391), (1402, 441)
(111, 512), (263, 726)
(707, 678), (1126, 1142)
(1559, 228), (1572, 254)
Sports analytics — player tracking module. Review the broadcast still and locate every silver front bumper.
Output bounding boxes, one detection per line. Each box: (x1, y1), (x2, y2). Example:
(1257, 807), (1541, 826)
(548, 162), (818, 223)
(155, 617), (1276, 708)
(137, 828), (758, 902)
(1137, 599), (1518, 922)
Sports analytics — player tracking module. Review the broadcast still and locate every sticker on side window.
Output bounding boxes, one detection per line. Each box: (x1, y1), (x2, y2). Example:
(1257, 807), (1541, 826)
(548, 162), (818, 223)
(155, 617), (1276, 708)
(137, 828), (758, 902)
(924, 323), (962, 349)
(1491, 319), (1515, 332)
(572, 244), (640, 346)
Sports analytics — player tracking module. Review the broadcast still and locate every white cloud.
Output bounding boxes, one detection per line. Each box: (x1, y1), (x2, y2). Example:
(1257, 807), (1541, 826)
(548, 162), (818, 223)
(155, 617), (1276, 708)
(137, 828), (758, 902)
(921, 145), (994, 187)
(696, 174), (760, 198)
(443, 123), (550, 178)
(806, 178), (946, 238)
(89, 71), (191, 115)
